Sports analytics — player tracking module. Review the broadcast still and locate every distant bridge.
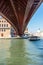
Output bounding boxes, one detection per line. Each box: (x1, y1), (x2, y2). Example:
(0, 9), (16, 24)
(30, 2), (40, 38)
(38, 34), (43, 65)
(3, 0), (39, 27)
(0, 0), (43, 36)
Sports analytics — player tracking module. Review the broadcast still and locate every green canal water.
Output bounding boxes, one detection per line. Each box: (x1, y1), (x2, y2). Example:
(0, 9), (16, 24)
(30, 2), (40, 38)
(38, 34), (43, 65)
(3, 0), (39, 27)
(0, 39), (43, 65)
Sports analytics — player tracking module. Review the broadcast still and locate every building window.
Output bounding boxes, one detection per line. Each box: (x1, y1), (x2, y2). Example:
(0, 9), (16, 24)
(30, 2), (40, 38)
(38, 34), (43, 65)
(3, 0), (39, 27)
(1, 29), (6, 32)
(2, 21), (3, 22)
(4, 29), (5, 32)
(1, 33), (3, 37)
(7, 24), (8, 27)
(2, 29), (3, 32)
(2, 24), (3, 27)
(4, 21), (6, 22)
(4, 24), (6, 27)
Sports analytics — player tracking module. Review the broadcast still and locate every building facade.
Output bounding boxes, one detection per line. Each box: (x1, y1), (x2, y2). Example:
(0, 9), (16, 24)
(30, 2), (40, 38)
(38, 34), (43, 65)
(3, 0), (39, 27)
(0, 18), (11, 38)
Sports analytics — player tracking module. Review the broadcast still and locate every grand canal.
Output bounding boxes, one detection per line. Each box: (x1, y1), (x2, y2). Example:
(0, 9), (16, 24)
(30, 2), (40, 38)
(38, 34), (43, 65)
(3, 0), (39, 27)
(0, 38), (43, 65)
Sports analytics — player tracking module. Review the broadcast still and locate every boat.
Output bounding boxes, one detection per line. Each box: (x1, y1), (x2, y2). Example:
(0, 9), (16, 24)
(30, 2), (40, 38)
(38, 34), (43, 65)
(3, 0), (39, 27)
(28, 36), (40, 41)
(21, 35), (29, 39)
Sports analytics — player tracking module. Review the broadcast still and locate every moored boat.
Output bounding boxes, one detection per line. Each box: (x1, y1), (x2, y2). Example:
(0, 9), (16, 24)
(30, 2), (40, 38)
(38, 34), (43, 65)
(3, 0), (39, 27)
(28, 36), (40, 41)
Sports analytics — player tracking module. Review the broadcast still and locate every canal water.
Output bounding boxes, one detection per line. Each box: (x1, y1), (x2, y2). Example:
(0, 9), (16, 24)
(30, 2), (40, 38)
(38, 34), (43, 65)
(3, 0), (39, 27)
(0, 38), (43, 65)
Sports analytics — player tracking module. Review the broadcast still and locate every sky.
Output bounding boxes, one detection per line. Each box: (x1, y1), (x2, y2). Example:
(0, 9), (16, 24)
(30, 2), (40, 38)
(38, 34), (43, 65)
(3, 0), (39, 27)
(0, 16), (2, 18)
(27, 3), (43, 33)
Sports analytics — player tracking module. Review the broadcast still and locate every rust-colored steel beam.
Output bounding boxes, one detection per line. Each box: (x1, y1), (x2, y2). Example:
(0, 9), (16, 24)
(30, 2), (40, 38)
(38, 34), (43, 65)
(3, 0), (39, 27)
(23, 0), (42, 32)
(0, 0), (43, 36)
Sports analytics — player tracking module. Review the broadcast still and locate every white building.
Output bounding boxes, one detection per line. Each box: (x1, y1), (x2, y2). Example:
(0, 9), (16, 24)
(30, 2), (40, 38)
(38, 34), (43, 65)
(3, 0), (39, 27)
(35, 29), (43, 37)
(0, 17), (11, 38)
(40, 31), (43, 37)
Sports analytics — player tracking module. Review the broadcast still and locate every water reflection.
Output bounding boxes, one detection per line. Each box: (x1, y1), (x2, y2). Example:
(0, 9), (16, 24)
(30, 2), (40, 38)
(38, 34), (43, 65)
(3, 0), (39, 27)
(0, 39), (43, 65)
(7, 39), (28, 65)
(0, 39), (11, 65)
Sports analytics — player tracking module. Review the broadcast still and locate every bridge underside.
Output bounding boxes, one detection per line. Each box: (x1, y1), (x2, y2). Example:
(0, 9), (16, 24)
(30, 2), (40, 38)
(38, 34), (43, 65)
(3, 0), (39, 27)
(0, 0), (42, 36)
